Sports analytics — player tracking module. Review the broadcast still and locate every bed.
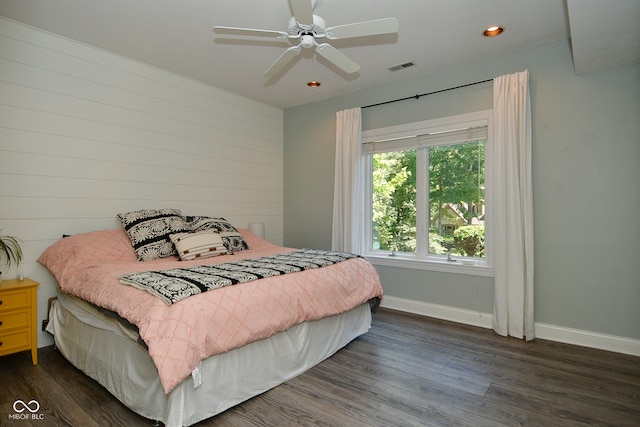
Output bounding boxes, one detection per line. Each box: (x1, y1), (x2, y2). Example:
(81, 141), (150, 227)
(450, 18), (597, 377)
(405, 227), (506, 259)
(38, 210), (383, 426)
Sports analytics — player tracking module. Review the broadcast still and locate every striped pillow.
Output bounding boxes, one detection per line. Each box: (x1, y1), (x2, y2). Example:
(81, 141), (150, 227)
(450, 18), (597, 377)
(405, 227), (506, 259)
(186, 216), (249, 253)
(170, 230), (228, 261)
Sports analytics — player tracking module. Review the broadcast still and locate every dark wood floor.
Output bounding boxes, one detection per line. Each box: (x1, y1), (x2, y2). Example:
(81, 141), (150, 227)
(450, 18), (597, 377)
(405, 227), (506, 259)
(1, 308), (639, 426)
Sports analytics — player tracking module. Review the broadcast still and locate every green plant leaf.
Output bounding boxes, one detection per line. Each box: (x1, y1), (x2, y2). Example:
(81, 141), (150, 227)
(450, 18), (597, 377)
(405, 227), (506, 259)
(0, 230), (23, 268)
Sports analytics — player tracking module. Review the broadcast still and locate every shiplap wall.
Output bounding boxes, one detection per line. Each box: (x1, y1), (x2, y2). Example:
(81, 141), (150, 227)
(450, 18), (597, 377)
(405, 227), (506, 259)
(0, 17), (284, 348)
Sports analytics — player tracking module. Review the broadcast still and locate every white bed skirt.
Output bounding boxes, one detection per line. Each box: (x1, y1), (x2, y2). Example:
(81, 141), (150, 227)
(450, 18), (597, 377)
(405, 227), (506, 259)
(47, 293), (372, 426)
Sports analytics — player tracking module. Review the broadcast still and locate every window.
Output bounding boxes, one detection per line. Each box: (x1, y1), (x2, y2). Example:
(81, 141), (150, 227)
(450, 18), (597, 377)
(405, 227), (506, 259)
(361, 111), (492, 274)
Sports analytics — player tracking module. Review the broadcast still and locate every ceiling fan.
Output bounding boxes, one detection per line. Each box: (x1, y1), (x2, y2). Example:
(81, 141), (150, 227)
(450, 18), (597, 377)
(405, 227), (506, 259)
(213, 0), (399, 77)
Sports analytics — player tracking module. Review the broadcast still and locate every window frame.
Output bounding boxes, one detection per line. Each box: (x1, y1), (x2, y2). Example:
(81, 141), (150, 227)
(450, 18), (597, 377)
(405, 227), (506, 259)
(361, 110), (494, 277)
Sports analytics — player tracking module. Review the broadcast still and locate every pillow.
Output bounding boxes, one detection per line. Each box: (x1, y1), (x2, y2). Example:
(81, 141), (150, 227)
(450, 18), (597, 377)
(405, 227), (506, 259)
(117, 209), (191, 261)
(185, 216), (249, 254)
(38, 229), (138, 281)
(170, 230), (228, 261)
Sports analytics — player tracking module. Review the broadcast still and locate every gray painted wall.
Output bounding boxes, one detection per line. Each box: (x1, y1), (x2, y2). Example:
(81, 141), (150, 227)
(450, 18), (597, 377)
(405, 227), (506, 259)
(283, 40), (640, 340)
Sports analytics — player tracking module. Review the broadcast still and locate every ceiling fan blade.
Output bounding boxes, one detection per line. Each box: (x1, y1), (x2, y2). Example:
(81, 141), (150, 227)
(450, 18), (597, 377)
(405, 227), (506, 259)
(289, 0), (314, 27)
(315, 43), (360, 74)
(326, 17), (399, 39)
(263, 46), (302, 77)
(213, 26), (289, 39)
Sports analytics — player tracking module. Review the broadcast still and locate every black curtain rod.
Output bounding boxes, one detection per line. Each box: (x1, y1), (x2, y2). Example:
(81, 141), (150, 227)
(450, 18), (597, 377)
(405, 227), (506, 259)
(361, 78), (493, 109)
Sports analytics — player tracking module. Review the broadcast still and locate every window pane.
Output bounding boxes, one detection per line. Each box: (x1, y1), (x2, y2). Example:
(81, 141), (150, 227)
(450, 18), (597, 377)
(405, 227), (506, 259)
(428, 141), (485, 258)
(372, 150), (416, 253)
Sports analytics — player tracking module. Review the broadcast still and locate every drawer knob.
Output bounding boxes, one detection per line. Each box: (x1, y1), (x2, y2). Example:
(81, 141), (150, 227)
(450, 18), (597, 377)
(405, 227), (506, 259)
(0, 321), (3, 326)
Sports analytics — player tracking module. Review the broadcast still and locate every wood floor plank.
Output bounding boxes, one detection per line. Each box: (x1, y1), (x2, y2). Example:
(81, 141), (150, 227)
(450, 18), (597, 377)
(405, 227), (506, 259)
(0, 351), (100, 426)
(334, 337), (492, 397)
(444, 344), (640, 410)
(484, 381), (640, 426)
(1, 308), (638, 427)
(284, 366), (431, 427)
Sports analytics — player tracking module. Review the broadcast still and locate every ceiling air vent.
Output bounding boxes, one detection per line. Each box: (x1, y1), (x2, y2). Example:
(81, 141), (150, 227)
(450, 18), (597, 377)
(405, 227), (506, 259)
(388, 61), (415, 71)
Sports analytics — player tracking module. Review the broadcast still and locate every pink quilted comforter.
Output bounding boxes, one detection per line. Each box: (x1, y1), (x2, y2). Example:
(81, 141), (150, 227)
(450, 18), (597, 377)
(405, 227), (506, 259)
(38, 229), (383, 393)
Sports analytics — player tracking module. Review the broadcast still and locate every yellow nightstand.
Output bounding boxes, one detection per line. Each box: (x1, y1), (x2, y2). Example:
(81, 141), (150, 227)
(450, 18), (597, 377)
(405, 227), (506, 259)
(0, 278), (39, 365)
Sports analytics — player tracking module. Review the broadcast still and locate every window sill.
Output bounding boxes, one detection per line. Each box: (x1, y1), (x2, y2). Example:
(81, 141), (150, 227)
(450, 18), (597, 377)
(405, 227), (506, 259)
(364, 253), (494, 277)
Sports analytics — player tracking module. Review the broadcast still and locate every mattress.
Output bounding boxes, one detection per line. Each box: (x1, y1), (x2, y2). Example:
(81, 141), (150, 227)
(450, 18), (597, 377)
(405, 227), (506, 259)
(47, 292), (372, 427)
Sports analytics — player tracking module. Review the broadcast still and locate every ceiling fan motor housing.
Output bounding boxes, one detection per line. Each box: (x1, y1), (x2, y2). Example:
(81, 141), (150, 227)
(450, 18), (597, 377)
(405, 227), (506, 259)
(288, 15), (326, 38)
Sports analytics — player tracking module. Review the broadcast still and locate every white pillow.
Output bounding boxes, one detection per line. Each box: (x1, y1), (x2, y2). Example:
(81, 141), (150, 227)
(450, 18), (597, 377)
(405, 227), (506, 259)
(170, 230), (228, 261)
(186, 216), (250, 253)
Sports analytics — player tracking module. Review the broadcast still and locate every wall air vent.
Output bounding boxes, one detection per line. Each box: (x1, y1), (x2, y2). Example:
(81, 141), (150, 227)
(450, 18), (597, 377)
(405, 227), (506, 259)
(388, 61), (415, 71)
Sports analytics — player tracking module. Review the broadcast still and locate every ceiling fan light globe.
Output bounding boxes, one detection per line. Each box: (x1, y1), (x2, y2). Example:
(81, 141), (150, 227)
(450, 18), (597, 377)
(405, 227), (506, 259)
(300, 34), (315, 48)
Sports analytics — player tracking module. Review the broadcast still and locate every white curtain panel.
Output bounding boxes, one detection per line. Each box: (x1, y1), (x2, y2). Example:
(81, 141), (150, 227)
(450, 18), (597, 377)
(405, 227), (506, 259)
(492, 70), (535, 340)
(331, 107), (362, 253)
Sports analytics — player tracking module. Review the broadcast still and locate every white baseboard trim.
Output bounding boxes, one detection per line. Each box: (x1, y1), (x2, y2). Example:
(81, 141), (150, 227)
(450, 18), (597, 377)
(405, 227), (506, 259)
(379, 296), (640, 357)
(535, 323), (640, 357)
(380, 295), (493, 329)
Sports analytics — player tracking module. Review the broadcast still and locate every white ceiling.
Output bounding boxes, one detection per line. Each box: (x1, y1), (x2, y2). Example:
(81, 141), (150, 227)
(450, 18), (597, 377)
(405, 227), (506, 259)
(566, 0), (640, 75)
(1, 0), (638, 109)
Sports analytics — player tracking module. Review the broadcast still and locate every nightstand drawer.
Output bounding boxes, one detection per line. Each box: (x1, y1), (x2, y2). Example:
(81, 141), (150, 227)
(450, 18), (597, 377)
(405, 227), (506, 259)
(0, 328), (30, 355)
(0, 309), (30, 331)
(0, 290), (30, 311)
(0, 278), (39, 365)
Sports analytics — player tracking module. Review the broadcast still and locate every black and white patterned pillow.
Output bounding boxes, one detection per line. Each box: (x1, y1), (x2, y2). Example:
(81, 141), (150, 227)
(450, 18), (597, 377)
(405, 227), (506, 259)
(185, 216), (249, 254)
(117, 209), (191, 261)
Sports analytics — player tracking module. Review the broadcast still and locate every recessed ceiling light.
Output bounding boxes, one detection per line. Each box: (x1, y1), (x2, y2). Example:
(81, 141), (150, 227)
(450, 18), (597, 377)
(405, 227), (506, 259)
(307, 81), (321, 87)
(483, 26), (504, 37)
